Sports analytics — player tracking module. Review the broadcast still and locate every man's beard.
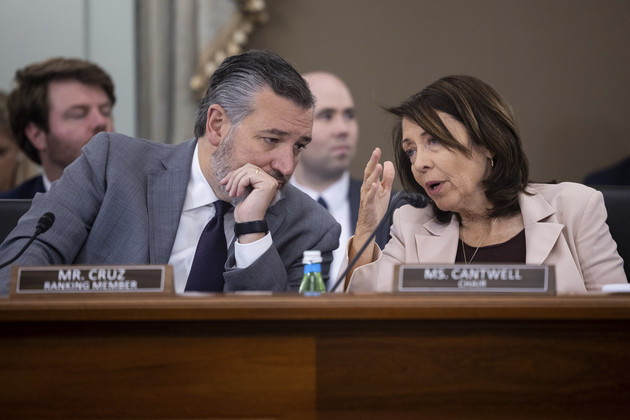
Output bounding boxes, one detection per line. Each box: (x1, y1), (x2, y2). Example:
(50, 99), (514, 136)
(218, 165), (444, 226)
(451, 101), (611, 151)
(211, 131), (287, 207)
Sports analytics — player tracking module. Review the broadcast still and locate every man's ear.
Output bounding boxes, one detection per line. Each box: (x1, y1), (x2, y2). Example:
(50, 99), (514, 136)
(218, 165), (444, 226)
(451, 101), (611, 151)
(24, 122), (47, 152)
(206, 104), (231, 147)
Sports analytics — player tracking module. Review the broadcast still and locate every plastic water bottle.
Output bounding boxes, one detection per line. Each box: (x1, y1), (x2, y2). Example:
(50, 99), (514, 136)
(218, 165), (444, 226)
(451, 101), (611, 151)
(299, 250), (326, 296)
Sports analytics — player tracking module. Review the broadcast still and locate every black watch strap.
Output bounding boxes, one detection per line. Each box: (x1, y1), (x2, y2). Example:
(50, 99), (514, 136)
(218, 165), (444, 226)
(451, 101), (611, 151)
(234, 220), (269, 236)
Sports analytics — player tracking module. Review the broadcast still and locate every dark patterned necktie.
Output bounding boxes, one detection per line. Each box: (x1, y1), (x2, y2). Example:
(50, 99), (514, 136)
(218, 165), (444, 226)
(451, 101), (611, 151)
(317, 197), (328, 210)
(185, 200), (232, 292)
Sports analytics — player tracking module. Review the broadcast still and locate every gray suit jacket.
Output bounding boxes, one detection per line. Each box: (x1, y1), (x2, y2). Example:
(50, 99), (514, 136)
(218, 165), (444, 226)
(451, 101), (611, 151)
(0, 132), (340, 295)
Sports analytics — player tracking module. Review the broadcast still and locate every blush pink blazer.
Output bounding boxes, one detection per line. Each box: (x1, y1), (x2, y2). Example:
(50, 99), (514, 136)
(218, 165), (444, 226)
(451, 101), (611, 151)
(346, 182), (627, 294)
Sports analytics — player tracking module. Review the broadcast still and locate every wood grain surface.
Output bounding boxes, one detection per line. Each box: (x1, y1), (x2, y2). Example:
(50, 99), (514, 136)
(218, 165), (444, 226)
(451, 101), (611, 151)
(1, 294), (629, 419)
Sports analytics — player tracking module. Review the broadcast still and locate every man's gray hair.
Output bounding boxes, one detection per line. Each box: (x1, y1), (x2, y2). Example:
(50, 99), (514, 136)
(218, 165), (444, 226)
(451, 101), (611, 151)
(194, 50), (314, 138)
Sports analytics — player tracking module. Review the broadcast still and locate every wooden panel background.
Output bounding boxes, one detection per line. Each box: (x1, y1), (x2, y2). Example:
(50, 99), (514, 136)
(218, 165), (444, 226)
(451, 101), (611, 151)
(1, 321), (316, 419)
(317, 320), (630, 419)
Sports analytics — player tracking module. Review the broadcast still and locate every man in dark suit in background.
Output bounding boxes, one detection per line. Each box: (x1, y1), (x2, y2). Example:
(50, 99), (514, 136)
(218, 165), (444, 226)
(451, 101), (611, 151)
(0, 57), (115, 199)
(290, 72), (389, 286)
(0, 50), (339, 295)
(584, 156), (630, 186)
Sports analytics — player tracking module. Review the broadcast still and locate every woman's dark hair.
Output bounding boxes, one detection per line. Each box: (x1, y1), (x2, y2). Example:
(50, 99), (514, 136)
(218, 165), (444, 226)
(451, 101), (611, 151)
(387, 75), (529, 223)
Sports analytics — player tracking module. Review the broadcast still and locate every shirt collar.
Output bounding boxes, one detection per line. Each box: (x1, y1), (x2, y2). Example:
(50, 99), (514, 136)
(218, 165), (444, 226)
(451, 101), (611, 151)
(322, 172), (350, 210)
(42, 173), (52, 192)
(182, 142), (218, 211)
(289, 171), (350, 210)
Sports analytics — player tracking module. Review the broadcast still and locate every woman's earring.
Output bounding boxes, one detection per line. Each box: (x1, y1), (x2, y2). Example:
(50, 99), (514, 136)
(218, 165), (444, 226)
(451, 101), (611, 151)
(490, 157), (494, 168)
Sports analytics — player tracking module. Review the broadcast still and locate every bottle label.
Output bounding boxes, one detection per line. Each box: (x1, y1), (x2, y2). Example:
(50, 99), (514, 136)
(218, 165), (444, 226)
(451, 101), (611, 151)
(304, 263), (321, 274)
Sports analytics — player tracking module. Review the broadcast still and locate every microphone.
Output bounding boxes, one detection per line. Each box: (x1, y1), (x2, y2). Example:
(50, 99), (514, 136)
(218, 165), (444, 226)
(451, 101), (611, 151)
(35, 212), (55, 235)
(400, 193), (428, 209)
(0, 212), (55, 270)
(329, 192), (428, 292)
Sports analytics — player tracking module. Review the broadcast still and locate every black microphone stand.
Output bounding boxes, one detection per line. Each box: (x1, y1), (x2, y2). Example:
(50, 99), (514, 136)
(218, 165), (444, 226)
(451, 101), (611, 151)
(0, 213), (55, 270)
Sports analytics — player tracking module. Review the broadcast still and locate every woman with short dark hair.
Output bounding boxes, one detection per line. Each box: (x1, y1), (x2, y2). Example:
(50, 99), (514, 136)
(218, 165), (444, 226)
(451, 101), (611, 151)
(343, 75), (626, 293)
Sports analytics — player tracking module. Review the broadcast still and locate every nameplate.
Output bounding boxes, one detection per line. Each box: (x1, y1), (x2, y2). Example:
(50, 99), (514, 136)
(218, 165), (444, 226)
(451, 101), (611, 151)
(10, 265), (174, 298)
(396, 264), (555, 294)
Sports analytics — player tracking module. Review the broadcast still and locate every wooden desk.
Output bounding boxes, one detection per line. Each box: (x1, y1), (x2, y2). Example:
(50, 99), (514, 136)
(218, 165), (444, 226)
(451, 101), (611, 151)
(1, 294), (629, 419)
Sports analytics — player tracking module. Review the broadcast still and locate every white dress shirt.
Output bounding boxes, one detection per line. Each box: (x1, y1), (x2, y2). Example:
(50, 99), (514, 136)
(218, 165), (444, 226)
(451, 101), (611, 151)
(168, 143), (273, 293)
(43, 173), (52, 192)
(290, 172), (351, 288)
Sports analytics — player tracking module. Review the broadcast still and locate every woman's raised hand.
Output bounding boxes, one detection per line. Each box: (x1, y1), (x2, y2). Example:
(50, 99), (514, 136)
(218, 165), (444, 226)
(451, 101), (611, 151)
(354, 147), (395, 244)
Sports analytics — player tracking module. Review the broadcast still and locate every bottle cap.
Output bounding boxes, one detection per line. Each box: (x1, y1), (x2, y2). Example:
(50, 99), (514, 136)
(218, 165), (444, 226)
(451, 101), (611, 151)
(302, 250), (322, 264)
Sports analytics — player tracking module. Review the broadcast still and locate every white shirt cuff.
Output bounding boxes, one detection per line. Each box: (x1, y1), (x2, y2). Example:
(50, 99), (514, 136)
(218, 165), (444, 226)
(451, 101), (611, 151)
(234, 232), (273, 268)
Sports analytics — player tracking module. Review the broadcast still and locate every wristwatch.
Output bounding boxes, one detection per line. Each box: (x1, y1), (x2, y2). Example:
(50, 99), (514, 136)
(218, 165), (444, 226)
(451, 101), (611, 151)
(234, 220), (269, 236)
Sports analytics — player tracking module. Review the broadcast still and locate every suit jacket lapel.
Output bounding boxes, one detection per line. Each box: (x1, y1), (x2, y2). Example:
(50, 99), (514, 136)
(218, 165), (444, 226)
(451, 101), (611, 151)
(263, 194), (289, 238)
(415, 215), (460, 263)
(520, 188), (563, 265)
(147, 139), (196, 263)
(411, 187), (565, 266)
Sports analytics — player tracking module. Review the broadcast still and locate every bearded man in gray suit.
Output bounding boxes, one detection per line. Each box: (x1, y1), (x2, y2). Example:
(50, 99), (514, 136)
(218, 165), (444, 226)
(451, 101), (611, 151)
(0, 50), (340, 295)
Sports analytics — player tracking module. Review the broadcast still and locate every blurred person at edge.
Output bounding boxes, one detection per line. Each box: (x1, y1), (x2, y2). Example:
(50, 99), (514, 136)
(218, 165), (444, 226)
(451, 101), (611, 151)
(0, 90), (37, 192)
(341, 75), (626, 294)
(0, 57), (115, 199)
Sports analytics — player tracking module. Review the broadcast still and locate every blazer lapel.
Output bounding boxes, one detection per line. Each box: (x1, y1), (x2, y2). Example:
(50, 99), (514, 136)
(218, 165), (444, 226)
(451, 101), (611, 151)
(415, 215), (460, 263)
(411, 188), (566, 266)
(520, 188), (563, 265)
(147, 139), (196, 263)
(264, 196), (289, 239)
